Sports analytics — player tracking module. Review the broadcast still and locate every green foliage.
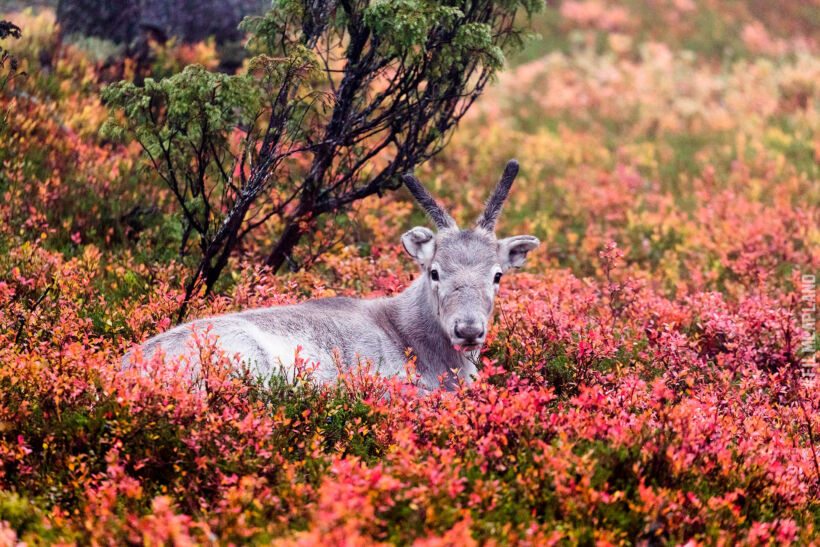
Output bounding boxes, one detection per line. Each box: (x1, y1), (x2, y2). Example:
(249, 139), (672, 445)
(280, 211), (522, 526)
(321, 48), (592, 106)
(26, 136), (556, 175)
(102, 0), (544, 315)
(363, 1), (465, 56)
(0, 491), (65, 543)
(102, 66), (261, 252)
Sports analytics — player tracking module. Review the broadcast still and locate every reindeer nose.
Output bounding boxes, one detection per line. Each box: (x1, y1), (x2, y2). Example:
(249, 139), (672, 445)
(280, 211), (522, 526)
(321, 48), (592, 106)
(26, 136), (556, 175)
(454, 320), (485, 343)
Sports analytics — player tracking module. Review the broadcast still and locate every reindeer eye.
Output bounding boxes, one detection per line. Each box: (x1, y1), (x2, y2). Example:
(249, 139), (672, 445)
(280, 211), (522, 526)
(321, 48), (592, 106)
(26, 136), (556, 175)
(430, 269), (439, 282)
(493, 272), (502, 284)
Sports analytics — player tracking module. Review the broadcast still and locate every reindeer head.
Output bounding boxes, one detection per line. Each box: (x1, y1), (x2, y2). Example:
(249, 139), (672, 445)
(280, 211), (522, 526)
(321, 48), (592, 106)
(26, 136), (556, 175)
(401, 159), (540, 351)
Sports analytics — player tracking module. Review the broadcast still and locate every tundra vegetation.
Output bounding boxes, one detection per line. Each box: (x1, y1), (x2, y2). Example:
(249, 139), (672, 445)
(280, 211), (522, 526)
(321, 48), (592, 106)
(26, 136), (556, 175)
(0, 1), (819, 545)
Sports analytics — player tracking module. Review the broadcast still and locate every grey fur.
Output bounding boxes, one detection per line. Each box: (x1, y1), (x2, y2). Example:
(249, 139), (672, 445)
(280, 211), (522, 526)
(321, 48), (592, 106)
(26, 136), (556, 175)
(129, 160), (539, 392)
(402, 174), (457, 230)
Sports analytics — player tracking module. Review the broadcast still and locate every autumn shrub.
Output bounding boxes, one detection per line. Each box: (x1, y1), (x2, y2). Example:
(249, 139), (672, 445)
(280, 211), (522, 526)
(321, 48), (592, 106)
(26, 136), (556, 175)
(0, 2), (819, 545)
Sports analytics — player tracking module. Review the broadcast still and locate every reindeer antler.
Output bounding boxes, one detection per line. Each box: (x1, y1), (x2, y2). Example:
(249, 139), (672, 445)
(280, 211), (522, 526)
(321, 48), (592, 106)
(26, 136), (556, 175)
(402, 174), (457, 230)
(476, 159), (519, 231)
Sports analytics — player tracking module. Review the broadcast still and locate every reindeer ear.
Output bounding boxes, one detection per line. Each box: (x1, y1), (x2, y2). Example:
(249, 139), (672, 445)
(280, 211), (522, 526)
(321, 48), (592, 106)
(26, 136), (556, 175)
(401, 227), (436, 266)
(498, 235), (540, 271)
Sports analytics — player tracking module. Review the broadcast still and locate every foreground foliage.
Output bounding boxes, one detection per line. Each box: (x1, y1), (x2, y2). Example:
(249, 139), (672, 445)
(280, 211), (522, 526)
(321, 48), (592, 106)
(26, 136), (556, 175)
(0, 3), (819, 545)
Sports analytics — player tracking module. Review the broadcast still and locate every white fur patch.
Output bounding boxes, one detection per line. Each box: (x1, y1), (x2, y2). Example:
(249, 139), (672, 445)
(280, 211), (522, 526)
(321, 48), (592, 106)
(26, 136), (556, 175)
(237, 320), (330, 382)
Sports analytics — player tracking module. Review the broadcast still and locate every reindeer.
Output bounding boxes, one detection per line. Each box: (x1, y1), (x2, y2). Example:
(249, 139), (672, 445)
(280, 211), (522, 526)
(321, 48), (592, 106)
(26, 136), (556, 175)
(130, 160), (540, 391)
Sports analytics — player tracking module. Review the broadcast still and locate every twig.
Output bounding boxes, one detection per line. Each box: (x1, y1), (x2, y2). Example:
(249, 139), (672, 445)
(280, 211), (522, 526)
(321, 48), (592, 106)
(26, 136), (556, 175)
(14, 282), (54, 347)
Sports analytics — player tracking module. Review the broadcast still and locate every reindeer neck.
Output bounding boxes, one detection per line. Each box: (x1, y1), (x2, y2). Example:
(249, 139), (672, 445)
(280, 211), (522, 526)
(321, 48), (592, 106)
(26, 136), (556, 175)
(382, 276), (468, 383)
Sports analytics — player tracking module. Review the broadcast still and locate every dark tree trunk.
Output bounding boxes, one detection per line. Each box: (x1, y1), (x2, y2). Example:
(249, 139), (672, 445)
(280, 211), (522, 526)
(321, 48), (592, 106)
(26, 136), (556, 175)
(264, 221), (304, 274)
